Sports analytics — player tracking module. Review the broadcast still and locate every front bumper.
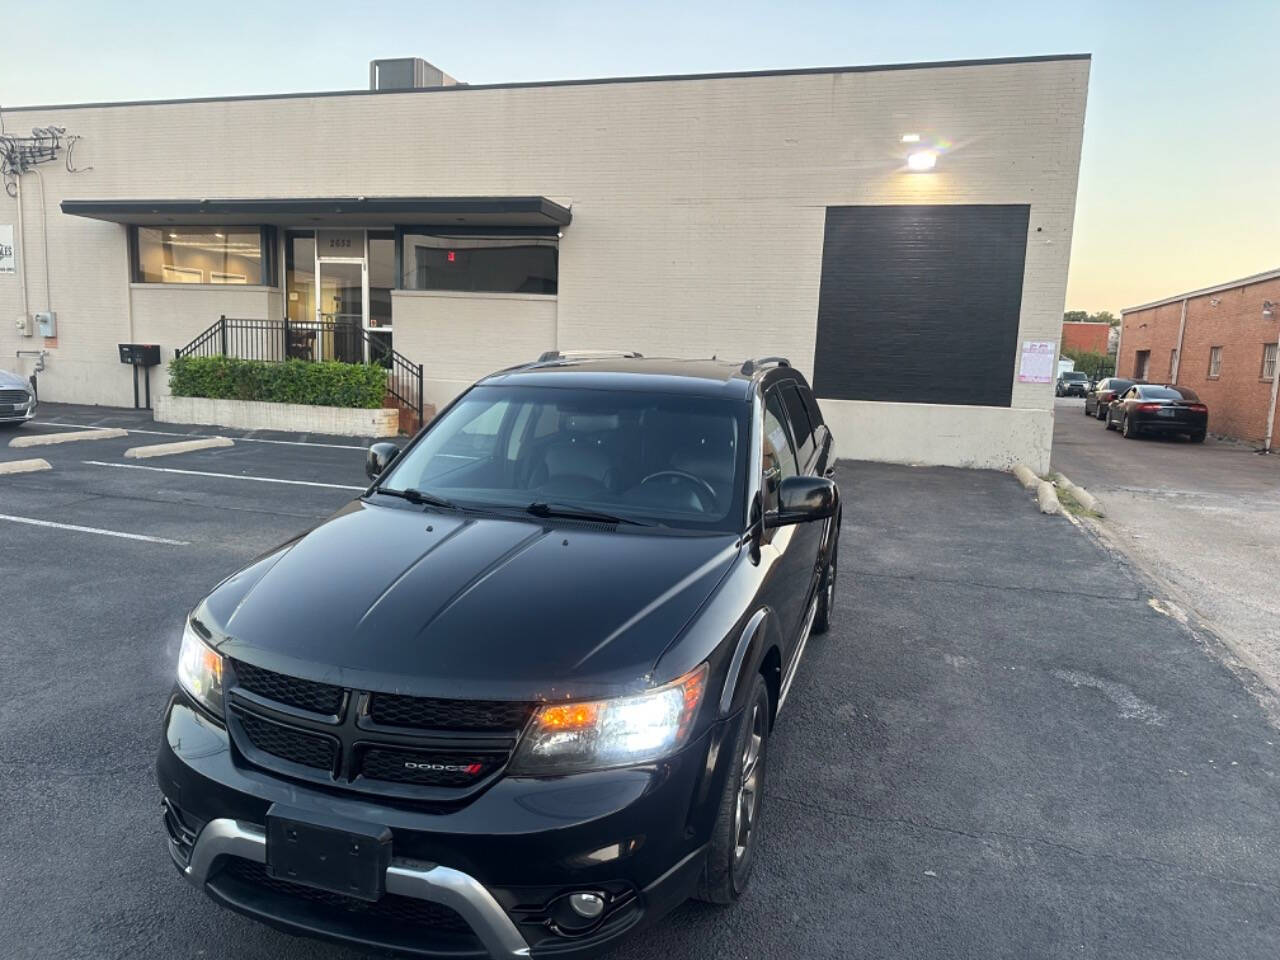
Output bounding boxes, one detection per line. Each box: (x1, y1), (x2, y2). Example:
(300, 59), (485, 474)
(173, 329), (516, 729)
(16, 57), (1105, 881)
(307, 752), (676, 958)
(0, 402), (36, 422)
(158, 695), (733, 957)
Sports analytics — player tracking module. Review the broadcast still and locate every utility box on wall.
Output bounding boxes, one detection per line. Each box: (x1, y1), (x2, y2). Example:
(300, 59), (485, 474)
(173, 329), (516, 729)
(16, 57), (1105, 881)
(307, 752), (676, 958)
(34, 311), (56, 337)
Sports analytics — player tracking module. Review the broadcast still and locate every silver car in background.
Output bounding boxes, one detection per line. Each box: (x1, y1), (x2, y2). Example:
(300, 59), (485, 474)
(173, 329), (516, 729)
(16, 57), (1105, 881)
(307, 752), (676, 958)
(0, 369), (37, 425)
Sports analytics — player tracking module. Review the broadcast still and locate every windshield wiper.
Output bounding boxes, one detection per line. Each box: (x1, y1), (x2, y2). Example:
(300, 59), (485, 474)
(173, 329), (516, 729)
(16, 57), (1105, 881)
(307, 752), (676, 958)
(524, 501), (649, 526)
(377, 487), (458, 510)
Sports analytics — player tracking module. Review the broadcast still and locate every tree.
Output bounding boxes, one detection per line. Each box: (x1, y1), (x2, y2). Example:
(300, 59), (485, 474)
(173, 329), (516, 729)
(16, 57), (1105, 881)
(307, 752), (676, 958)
(1063, 310), (1089, 323)
(1062, 349), (1113, 380)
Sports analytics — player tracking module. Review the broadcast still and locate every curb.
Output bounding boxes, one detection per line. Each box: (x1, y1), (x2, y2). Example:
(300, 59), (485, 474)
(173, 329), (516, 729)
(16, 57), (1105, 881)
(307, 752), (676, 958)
(1035, 479), (1062, 515)
(1012, 464), (1039, 490)
(9, 428), (128, 448)
(1055, 472), (1106, 517)
(0, 458), (52, 476)
(124, 436), (234, 459)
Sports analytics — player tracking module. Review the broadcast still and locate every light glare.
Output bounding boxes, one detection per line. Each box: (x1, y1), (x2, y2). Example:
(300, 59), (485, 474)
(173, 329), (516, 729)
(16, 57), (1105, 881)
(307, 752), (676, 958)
(907, 150), (937, 172)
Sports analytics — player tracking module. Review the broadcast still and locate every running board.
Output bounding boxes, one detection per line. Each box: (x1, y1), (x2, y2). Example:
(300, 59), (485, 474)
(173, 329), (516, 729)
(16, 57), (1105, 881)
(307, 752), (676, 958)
(777, 594), (819, 713)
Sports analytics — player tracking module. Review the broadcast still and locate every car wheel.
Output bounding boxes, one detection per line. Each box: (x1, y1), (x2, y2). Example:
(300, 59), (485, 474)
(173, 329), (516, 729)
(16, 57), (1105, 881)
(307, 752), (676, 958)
(813, 532), (838, 635)
(1191, 431), (1206, 443)
(1096, 405), (1107, 421)
(1083, 402), (1092, 416)
(1105, 409), (1116, 430)
(697, 674), (770, 905)
(1121, 413), (1138, 439)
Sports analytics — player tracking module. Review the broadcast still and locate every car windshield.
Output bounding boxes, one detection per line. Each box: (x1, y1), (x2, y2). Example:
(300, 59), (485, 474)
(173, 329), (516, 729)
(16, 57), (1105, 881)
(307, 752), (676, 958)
(1140, 386), (1199, 401)
(1063, 372), (1088, 380)
(377, 385), (749, 531)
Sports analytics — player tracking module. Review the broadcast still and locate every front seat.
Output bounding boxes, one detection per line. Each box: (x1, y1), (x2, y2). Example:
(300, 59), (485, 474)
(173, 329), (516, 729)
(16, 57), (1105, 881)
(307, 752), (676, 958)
(529, 441), (617, 497)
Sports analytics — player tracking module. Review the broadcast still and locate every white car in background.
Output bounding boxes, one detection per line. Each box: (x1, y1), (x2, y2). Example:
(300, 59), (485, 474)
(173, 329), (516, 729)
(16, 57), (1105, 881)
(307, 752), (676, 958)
(0, 369), (37, 425)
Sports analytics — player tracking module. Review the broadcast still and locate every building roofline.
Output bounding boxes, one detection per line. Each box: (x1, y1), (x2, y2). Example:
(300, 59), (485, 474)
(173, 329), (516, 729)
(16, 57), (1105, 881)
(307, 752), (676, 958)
(1122, 267), (1280, 314)
(1, 53), (1091, 114)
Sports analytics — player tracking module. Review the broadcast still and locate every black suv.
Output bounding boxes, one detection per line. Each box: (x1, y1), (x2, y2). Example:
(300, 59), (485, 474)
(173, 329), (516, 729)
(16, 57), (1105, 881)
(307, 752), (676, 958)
(1055, 370), (1090, 397)
(158, 353), (840, 958)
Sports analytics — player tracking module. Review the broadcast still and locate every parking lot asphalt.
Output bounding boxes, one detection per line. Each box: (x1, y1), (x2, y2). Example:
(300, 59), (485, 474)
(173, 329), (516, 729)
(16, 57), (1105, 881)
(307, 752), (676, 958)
(2, 404), (1279, 960)
(1052, 396), (1280, 695)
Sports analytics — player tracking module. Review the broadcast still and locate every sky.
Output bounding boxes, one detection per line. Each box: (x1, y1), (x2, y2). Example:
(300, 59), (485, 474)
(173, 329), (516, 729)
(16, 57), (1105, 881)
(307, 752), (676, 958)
(3, 0), (1277, 315)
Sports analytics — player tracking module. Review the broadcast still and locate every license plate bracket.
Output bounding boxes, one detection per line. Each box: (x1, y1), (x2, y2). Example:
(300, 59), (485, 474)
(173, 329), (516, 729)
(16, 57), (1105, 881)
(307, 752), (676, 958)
(265, 804), (392, 902)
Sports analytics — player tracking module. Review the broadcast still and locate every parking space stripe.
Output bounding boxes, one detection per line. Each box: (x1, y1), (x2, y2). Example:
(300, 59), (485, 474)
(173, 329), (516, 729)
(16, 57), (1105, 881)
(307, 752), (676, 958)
(33, 421), (366, 450)
(82, 460), (366, 491)
(0, 512), (189, 545)
(9, 427), (128, 448)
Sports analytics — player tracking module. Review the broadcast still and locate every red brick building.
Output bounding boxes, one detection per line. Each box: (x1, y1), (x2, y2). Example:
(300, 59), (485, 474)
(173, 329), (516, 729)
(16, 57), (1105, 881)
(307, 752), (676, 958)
(1118, 268), (1280, 449)
(1061, 321), (1110, 354)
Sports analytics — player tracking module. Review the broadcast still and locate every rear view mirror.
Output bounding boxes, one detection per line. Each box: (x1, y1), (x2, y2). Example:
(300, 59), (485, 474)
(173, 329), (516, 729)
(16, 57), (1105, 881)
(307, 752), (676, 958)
(366, 442), (401, 481)
(766, 476), (837, 527)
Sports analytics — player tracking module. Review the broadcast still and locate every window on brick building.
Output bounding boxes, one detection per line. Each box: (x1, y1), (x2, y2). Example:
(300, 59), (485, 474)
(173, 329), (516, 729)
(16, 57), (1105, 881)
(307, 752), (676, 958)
(1208, 346), (1222, 379)
(1134, 350), (1150, 380)
(1263, 343), (1278, 381)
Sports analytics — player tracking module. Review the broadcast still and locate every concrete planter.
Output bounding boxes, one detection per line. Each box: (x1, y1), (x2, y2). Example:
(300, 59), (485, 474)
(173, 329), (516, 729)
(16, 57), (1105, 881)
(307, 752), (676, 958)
(155, 395), (399, 438)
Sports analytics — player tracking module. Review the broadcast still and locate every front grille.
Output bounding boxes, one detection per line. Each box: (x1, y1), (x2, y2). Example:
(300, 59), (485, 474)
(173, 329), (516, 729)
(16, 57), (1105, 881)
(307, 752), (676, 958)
(221, 858), (472, 933)
(368, 692), (533, 732)
(235, 708), (337, 771)
(232, 660), (344, 715)
(0, 389), (30, 404)
(359, 746), (504, 787)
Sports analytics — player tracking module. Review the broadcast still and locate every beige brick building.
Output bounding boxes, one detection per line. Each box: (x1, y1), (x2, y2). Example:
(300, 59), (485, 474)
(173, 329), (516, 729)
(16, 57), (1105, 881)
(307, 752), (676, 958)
(0, 53), (1089, 472)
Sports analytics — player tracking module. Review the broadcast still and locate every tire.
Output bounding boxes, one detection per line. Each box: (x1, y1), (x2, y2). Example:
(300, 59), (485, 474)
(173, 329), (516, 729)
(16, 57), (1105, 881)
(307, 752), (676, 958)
(697, 674), (770, 905)
(1121, 413), (1138, 439)
(1083, 402), (1092, 416)
(1191, 431), (1206, 443)
(813, 532), (838, 635)
(1096, 405), (1107, 421)
(1105, 409), (1117, 431)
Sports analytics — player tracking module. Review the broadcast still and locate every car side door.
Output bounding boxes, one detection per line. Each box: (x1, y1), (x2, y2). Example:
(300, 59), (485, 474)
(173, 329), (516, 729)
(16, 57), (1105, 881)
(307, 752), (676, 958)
(778, 379), (828, 606)
(758, 386), (811, 658)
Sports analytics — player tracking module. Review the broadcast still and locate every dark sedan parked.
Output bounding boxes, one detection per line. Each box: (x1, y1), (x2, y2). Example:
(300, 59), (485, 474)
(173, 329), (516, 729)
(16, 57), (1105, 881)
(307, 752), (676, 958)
(1105, 384), (1208, 441)
(1084, 377), (1137, 419)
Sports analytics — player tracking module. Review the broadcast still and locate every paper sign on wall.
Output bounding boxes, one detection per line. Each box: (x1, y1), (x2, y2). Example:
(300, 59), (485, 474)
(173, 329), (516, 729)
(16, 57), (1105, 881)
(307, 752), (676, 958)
(1017, 340), (1056, 384)
(0, 225), (15, 274)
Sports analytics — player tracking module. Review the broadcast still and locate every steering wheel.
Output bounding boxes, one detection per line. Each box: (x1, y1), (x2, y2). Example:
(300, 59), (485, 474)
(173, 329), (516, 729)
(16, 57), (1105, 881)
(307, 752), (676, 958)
(640, 470), (718, 511)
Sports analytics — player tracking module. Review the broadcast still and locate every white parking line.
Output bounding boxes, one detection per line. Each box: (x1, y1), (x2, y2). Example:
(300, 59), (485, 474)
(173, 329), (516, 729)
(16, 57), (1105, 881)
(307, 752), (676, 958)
(83, 460), (366, 491)
(33, 421), (366, 450)
(0, 512), (189, 545)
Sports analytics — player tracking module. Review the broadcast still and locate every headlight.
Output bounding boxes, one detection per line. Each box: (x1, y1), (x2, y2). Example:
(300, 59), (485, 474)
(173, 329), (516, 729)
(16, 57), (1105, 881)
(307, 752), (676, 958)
(177, 619), (224, 717)
(509, 664), (708, 775)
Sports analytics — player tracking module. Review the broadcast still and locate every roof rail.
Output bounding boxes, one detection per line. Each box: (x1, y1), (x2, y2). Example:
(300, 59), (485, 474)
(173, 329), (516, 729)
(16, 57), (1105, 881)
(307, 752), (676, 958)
(536, 350), (644, 362)
(740, 356), (791, 375)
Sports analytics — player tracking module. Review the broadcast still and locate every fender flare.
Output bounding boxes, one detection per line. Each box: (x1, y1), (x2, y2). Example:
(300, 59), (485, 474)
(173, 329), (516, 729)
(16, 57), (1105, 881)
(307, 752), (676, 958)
(718, 608), (772, 717)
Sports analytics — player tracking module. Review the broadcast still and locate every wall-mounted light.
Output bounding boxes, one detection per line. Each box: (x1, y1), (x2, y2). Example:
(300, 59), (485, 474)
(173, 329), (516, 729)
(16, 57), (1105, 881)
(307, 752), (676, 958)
(901, 133), (921, 143)
(1209, 297), (1221, 306)
(1264, 300), (1276, 319)
(907, 150), (937, 172)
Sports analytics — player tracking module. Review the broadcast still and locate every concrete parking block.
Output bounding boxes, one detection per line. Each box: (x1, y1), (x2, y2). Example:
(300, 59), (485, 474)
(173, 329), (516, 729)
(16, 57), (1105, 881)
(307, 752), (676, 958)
(9, 427), (127, 448)
(0, 458), (52, 475)
(123, 436), (234, 459)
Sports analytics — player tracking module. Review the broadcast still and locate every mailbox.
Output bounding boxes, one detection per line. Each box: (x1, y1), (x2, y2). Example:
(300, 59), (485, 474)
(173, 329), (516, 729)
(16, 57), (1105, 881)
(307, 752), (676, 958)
(119, 343), (161, 366)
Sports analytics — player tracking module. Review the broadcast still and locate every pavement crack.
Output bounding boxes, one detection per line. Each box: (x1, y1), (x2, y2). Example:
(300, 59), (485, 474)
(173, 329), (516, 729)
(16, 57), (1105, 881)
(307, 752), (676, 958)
(770, 792), (1280, 895)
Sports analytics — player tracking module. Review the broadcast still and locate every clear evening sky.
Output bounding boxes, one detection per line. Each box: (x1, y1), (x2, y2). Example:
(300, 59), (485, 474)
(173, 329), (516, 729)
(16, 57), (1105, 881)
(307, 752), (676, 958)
(4, 0), (1277, 314)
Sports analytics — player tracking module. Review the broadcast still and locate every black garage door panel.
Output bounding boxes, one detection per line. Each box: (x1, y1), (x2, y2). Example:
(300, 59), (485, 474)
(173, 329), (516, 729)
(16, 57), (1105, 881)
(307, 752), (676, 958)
(812, 204), (1030, 407)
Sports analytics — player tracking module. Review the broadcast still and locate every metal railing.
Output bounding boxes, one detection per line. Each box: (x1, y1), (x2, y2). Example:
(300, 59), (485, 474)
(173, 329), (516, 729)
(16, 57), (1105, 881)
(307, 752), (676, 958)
(176, 315), (424, 432)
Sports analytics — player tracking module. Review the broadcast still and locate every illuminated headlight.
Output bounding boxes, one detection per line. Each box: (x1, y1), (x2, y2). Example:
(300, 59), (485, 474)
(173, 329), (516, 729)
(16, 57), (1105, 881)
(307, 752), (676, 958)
(177, 619), (224, 717)
(509, 664), (707, 775)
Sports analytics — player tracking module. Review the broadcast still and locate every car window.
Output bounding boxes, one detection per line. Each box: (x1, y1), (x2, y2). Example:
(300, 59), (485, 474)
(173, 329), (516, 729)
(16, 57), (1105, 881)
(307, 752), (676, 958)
(762, 390), (799, 481)
(797, 382), (824, 428)
(1140, 386), (1199, 401)
(780, 383), (815, 464)
(380, 385), (748, 531)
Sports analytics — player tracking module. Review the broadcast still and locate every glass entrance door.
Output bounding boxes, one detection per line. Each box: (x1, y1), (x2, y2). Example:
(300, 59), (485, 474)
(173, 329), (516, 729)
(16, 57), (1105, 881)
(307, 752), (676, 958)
(317, 258), (366, 364)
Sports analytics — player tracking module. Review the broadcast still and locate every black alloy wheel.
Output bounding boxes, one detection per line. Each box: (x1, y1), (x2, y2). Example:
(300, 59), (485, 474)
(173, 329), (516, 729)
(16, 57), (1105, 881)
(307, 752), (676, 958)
(697, 674), (770, 904)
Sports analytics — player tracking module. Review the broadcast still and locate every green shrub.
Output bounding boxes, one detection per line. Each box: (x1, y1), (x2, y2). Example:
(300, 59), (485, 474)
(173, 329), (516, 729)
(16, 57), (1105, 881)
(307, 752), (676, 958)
(169, 356), (386, 408)
(1063, 349), (1114, 381)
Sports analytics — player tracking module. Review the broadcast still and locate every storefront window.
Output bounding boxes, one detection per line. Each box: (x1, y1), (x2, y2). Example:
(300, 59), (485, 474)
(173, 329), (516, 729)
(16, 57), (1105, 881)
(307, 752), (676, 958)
(400, 233), (557, 295)
(132, 226), (273, 285)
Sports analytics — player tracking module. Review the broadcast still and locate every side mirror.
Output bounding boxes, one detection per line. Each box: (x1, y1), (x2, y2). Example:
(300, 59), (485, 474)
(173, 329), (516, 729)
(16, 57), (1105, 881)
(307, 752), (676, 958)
(766, 475), (837, 527)
(366, 442), (401, 482)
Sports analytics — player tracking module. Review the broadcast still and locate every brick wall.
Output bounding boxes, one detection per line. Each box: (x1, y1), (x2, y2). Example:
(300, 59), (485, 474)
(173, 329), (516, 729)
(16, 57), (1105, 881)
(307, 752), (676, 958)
(1061, 321), (1109, 354)
(1119, 274), (1280, 446)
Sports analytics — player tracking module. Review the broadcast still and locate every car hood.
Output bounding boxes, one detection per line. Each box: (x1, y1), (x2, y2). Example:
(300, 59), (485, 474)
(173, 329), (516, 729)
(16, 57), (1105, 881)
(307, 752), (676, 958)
(199, 500), (741, 701)
(0, 369), (30, 391)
